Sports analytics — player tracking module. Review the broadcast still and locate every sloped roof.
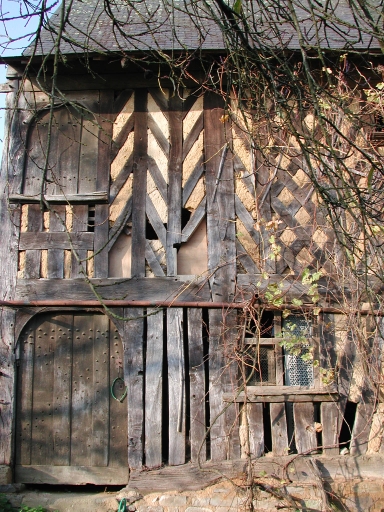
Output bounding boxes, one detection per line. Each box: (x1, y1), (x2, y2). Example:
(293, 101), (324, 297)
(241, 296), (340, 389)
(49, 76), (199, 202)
(24, 0), (383, 57)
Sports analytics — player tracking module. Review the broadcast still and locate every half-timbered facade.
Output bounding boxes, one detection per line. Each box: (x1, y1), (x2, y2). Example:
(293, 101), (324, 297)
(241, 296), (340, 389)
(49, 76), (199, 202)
(0, 0), (382, 488)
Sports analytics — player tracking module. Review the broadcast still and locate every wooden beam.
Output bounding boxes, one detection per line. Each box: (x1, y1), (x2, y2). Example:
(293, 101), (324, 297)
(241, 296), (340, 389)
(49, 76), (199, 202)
(19, 232), (94, 251)
(15, 277), (210, 302)
(9, 192), (109, 204)
(0, 81), (24, 473)
(131, 90), (148, 278)
(204, 92), (236, 303)
(224, 387), (338, 403)
(123, 308), (144, 469)
(167, 308), (186, 465)
(167, 96), (183, 276)
(188, 308), (206, 463)
(145, 309), (163, 468)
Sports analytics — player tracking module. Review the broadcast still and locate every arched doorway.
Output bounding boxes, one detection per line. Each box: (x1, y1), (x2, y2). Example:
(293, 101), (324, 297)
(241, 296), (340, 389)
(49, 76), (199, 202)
(15, 312), (128, 484)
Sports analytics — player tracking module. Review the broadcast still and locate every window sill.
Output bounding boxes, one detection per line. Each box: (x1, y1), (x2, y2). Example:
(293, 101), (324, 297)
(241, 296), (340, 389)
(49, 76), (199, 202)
(223, 385), (338, 403)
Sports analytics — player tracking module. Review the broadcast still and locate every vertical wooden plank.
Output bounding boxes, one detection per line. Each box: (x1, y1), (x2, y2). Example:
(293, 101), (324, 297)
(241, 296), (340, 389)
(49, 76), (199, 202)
(92, 314), (110, 467)
(208, 309), (227, 461)
(131, 91), (148, 278)
(270, 402), (289, 456)
(224, 310), (241, 460)
(247, 403), (264, 458)
(16, 320), (35, 465)
(188, 308), (206, 463)
(123, 308), (144, 469)
(52, 314), (73, 465)
(109, 316), (128, 468)
(167, 96), (182, 276)
(93, 90), (112, 277)
(31, 316), (54, 465)
(71, 314), (94, 466)
(25, 204), (43, 279)
(70, 205), (88, 278)
(321, 402), (339, 455)
(204, 92), (236, 303)
(167, 308), (185, 465)
(47, 205), (65, 278)
(293, 402), (317, 454)
(145, 308), (163, 468)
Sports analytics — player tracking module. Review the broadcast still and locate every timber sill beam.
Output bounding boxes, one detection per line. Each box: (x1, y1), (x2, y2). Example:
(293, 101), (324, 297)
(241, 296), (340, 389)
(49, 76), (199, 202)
(9, 192), (109, 204)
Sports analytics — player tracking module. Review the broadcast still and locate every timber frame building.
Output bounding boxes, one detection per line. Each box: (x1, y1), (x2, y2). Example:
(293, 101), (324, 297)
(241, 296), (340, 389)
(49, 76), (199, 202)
(0, 0), (382, 488)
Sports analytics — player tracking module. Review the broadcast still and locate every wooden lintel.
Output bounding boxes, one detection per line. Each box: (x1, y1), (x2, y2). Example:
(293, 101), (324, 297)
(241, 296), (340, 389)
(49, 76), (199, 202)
(9, 192), (109, 204)
(15, 277), (211, 303)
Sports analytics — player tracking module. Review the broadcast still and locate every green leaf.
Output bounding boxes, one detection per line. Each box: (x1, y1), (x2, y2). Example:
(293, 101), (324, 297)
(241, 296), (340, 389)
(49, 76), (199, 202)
(233, 0), (242, 14)
(292, 298), (303, 306)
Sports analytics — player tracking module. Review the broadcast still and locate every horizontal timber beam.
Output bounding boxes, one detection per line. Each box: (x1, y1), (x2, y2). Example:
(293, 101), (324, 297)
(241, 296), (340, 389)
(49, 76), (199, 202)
(1, 297), (383, 314)
(9, 192), (109, 204)
(0, 299), (247, 308)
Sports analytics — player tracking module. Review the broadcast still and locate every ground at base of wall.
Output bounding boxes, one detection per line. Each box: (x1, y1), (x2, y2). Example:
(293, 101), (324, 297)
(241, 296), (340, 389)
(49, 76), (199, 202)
(3, 477), (384, 512)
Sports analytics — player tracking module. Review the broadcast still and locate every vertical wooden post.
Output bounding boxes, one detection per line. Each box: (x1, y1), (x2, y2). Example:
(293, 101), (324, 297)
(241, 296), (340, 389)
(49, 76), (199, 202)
(167, 308), (185, 465)
(145, 308), (163, 467)
(0, 70), (23, 483)
(131, 91), (148, 278)
(123, 308), (144, 469)
(167, 96), (183, 276)
(204, 93), (238, 461)
(188, 308), (206, 463)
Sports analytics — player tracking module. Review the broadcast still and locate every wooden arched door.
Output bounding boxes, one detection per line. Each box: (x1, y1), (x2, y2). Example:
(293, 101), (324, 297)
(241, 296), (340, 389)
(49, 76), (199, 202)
(15, 312), (128, 484)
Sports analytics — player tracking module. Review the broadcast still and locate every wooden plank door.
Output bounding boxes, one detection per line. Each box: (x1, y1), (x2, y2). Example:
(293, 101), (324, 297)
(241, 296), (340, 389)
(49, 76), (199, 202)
(15, 312), (128, 485)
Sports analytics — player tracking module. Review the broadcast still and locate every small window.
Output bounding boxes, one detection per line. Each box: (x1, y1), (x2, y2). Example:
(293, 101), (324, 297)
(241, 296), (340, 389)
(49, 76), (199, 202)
(241, 311), (315, 388)
(282, 314), (314, 387)
(241, 311), (282, 386)
(244, 345), (276, 385)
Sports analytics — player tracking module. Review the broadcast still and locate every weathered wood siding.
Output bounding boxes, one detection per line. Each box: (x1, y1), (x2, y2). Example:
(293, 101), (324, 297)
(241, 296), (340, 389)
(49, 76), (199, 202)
(0, 75), (381, 486)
